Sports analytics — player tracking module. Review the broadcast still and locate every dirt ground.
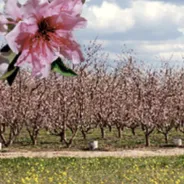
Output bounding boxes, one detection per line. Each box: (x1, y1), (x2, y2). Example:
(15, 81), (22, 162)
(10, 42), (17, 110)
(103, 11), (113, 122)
(1, 148), (184, 158)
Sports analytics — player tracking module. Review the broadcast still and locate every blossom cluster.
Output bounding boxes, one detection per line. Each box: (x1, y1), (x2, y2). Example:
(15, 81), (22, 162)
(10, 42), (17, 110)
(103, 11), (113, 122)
(0, 0), (86, 81)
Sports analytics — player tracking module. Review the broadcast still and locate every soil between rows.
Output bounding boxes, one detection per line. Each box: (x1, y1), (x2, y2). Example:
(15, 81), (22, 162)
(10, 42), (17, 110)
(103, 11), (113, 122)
(1, 148), (184, 158)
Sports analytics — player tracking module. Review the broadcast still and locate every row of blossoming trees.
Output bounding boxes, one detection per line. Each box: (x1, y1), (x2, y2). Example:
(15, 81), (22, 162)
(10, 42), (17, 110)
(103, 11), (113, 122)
(0, 42), (184, 147)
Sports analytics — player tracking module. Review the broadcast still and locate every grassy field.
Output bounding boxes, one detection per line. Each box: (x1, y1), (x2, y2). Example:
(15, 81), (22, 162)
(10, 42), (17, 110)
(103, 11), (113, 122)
(3, 127), (184, 151)
(1, 128), (184, 184)
(0, 156), (184, 184)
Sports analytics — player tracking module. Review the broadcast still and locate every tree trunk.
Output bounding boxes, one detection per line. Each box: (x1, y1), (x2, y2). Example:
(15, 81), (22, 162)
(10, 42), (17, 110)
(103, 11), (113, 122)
(26, 128), (39, 145)
(100, 127), (105, 139)
(59, 131), (66, 143)
(108, 125), (112, 132)
(33, 139), (37, 145)
(0, 134), (6, 147)
(145, 133), (150, 147)
(131, 128), (136, 136)
(164, 133), (168, 144)
(30, 135), (38, 145)
(63, 129), (78, 148)
(8, 139), (14, 146)
(81, 130), (87, 140)
(117, 127), (122, 138)
(65, 141), (72, 148)
(143, 125), (155, 147)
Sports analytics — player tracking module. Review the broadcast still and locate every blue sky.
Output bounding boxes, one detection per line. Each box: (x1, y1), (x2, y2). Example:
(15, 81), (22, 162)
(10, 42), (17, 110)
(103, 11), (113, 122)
(78, 0), (184, 66)
(1, 0), (184, 67)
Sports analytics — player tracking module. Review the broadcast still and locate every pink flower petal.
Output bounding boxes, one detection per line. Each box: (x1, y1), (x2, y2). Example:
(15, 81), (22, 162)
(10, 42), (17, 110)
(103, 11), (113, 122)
(4, 0), (22, 21)
(54, 33), (84, 63)
(6, 21), (38, 53)
(22, 0), (50, 19)
(49, 0), (83, 16)
(16, 36), (57, 77)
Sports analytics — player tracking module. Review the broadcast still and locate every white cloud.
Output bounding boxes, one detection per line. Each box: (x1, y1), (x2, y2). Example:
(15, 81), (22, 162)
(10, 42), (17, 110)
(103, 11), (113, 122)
(81, 0), (184, 64)
(83, 0), (184, 33)
(131, 1), (184, 29)
(138, 42), (184, 53)
(83, 1), (135, 32)
(122, 40), (184, 62)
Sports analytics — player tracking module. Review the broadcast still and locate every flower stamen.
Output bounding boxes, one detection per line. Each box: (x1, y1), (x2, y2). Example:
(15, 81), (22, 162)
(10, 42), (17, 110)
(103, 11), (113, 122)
(37, 19), (55, 41)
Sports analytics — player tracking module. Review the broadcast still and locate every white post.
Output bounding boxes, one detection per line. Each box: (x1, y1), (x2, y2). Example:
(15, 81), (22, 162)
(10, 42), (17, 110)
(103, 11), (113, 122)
(173, 138), (182, 146)
(89, 141), (98, 150)
(0, 143), (2, 150)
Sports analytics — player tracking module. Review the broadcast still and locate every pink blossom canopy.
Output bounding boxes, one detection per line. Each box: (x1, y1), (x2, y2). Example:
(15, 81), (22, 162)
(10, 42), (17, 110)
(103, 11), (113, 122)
(0, 0), (86, 77)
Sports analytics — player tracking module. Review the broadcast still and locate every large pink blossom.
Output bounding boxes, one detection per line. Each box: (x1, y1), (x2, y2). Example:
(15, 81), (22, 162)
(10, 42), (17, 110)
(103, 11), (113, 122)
(1, 0), (86, 77)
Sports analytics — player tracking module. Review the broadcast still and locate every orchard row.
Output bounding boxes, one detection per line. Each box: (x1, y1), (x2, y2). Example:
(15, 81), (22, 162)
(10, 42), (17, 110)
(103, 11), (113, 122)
(0, 41), (184, 147)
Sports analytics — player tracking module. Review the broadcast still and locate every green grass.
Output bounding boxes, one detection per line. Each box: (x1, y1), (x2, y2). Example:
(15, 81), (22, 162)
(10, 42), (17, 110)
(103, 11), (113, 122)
(0, 156), (184, 184)
(4, 127), (182, 151)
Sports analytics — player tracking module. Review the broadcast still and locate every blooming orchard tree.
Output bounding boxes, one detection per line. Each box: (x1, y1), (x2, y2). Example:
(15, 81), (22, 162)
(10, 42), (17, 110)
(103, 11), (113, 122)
(155, 67), (178, 143)
(44, 74), (79, 147)
(111, 59), (137, 138)
(24, 77), (48, 145)
(173, 69), (184, 134)
(73, 40), (105, 139)
(0, 74), (27, 146)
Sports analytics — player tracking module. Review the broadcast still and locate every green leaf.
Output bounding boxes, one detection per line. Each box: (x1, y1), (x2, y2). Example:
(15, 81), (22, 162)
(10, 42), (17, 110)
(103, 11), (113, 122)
(0, 45), (16, 62)
(0, 68), (17, 80)
(7, 53), (21, 71)
(4, 51), (16, 61)
(51, 58), (77, 77)
(0, 53), (20, 86)
(6, 53), (21, 86)
(1, 50), (16, 63)
(7, 67), (19, 86)
(0, 45), (10, 53)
